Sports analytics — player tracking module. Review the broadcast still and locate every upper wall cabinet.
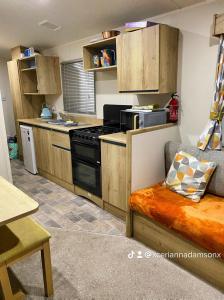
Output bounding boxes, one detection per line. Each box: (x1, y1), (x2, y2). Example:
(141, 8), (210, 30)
(117, 24), (179, 94)
(83, 37), (117, 72)
(213, 13), (224, 37)
(19, 55), (61, 95)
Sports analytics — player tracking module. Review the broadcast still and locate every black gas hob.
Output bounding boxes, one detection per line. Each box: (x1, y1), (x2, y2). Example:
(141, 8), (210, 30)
(70, 125), (120, 145)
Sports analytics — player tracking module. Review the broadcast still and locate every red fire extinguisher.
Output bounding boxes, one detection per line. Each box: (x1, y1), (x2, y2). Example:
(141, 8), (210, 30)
(167, 94), (179, 123)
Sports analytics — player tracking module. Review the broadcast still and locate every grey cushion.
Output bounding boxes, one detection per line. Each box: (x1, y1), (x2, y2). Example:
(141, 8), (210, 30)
(165, 141), (224, 197)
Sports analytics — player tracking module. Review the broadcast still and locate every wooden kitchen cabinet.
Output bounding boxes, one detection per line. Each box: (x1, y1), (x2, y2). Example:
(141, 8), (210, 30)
(101, 141), (127, 212)
(117, 24), (179, 93)
(83, 37), (117, 72)
(51, 131), (73, 184)
(8, 52), (61, 157)
(51, 145), (73, 184)
(7, 61), (44, 158)
(33, 127), (53, 174)
(19, 55), (61, 95)
(32, 126), (73, 190)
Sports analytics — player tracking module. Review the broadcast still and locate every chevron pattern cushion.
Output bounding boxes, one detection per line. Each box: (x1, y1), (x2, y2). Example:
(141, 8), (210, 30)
(164, 151), (216, 202)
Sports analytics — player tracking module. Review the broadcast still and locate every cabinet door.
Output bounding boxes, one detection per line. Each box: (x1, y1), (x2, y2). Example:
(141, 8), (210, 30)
(117, 25), (159, 92)
(51, 145), (73, 184)
(102, 141), (126, 211)
(33, 127), (53, 174)
(36, 56), (61, 94)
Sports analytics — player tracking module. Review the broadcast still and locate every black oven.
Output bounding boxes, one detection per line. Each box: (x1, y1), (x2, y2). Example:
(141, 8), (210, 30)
(71, 140), (100, 165)
(72, 158), (101, 197)
(71, 140), (101, 197)
(70, 104), (132, 198)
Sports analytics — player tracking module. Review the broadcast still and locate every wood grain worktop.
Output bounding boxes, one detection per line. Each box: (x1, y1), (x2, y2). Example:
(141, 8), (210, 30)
(99, 124), (175, 145)
(99, 132), (127, 145)
(17, 118), (98, 133)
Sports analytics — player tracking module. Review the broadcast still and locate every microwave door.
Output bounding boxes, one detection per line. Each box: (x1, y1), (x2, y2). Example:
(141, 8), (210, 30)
(120, 111), (132, 132)
(120, 111), (140, 131)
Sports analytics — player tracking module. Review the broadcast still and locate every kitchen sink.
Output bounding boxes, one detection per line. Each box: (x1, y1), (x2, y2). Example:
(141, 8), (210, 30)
(47, 120), (66, 125)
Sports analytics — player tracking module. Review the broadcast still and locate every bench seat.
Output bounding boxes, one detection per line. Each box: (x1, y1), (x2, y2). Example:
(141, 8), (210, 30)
(129, 183), (224, 258)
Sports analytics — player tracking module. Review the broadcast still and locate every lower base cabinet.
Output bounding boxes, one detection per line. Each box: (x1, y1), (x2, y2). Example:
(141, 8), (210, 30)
(33, 127), (53, 174)
(51, 145), (72, 184)
(33, 127), (73, 188)
(101, 140), (127, 212)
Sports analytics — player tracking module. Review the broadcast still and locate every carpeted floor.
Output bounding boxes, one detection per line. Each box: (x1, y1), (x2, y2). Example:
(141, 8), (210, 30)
(8, 228), (224, 300)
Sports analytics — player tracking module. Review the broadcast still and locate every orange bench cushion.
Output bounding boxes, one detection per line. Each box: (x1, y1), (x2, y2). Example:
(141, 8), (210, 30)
(129, 184), (224, 257)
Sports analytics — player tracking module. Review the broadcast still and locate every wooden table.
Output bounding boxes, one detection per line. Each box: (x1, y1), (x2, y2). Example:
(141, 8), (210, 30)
(0, 176), (39, 226)
(0, 176), (39, 300)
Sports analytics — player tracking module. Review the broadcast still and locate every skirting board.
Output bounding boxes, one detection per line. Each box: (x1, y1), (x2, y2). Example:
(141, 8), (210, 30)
(132, 212), (224, 292)
(74, 185), (103, 208)
(38, 169), (74, 193)
(104, 202), (126, 221)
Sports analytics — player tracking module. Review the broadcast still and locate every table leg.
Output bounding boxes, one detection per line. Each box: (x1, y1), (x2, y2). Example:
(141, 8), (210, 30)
(13, 291), (25, 300)
(41, 241), (53, 297)
(0, 265), (25, 300)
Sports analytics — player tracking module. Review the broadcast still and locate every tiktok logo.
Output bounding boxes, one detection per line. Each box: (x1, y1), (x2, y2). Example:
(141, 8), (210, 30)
(128, 250), (149, 259)
(128, 250), (135, 259)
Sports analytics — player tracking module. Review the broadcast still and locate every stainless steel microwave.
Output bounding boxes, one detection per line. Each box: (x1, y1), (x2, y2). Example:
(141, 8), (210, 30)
(120, 109), (167, 132)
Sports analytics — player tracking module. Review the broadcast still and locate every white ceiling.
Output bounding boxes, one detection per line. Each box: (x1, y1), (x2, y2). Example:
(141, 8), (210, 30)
(0, 0), (205, 58)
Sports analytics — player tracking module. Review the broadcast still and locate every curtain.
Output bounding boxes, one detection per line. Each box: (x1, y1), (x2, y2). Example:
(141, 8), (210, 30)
(197, 36), (224, 151)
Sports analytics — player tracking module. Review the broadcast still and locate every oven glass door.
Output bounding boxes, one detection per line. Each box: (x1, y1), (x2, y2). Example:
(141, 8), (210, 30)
(71, 140), (100, 164)
(73, 158), (101, 197)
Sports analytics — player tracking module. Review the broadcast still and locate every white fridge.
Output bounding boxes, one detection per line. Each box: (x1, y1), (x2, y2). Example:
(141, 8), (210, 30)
(20, 125), (38, 174)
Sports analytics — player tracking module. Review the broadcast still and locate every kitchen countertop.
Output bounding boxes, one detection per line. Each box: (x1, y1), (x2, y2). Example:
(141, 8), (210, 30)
(17, 118), (97, 133)
(99, 132), (127, 145)
(99, 124), (176, 145)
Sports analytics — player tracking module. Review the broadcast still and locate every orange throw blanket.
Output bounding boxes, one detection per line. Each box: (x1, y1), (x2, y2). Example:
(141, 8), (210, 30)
(129, 184), (224, 257)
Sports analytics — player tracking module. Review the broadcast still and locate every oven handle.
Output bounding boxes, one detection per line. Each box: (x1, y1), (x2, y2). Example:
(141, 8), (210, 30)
(72, 157), (101, 167)
(71, 139), (99, 148)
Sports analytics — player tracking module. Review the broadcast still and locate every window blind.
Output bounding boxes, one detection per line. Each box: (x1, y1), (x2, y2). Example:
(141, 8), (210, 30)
(61, 60), (95, 114)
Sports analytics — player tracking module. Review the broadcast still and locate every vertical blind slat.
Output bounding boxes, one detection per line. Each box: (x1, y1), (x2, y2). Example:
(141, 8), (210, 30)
(61, 60), (95, 114)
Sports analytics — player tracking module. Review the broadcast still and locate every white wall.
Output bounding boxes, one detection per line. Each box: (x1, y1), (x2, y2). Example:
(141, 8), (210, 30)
(131, 126), (181, 192)
(44, 0), (224, 146)
(0, 91), (12, 182)
(0, 59), (16, 136)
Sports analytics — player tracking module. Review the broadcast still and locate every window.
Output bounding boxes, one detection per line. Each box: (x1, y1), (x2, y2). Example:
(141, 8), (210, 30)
(61, 60), (95, 114)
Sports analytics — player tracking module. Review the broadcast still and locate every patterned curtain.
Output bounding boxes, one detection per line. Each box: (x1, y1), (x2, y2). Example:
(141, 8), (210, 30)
(197, 36), (224, 151)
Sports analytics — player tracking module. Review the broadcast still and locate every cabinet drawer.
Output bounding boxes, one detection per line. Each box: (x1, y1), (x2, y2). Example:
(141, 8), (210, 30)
(51, 131), (70, 149)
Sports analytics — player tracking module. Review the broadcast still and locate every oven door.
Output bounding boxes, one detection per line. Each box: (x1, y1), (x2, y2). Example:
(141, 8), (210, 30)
(72, 158), (101, 197)
(71, 140), (100, 165)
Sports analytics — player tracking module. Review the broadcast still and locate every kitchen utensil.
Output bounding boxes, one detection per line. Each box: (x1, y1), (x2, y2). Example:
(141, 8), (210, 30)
(102, 30), (120, 39)
(40, 104), (52, 119)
